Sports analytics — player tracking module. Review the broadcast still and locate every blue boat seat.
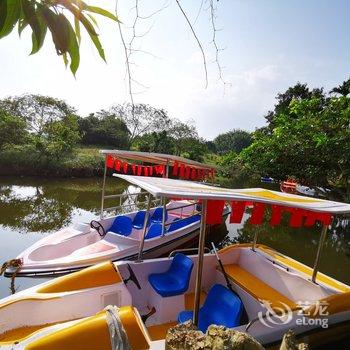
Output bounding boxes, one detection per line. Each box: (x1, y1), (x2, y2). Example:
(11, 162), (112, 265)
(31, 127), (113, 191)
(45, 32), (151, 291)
(168, 218), (189, 232)
(148, 253), (194, 297)
(178, 284), (243, 332)
(109, 216), (133, 236)
(132, 211), (150, 229)
(150, 207), (168, 223)
(145, 223), (163, 239)
(186, 214), (201, 225)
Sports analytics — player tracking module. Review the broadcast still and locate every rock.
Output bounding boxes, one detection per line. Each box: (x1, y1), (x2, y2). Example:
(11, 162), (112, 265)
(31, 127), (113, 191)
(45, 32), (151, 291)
(279, 330), (309, 350)
(166, 324), (308, 350)
(165, 321), (198, 350)
(228, 330), (265, 350)
(166, 323), (264, 350)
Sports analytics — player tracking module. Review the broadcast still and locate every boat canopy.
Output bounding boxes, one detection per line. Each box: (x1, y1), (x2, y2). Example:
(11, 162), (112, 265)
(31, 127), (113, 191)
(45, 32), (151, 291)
(100, 150), (215, 170)
(115, 175), (350, 214)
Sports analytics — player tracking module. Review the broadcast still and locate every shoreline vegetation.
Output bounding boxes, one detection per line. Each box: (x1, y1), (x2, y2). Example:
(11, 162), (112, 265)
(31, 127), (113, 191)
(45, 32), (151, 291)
(0, 79), (350, 201)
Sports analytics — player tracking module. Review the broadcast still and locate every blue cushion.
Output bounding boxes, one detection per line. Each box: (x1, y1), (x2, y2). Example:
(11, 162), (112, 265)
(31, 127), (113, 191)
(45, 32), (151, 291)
(186, 214), (201, 225)
(151, 207), (168, 223)
(145, 223), (163, 239)
(109, 216), (133, 236)
(178, 284), (243, 332)
(148, 253), (194, 297)
(168, 218), (189, 232)
(132, 211), (150, 229)
(168, 215), (200, 232)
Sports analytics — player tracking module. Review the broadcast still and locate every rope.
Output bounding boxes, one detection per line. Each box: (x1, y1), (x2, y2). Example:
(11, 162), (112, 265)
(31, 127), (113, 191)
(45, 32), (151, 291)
(0, 259), (23, 294)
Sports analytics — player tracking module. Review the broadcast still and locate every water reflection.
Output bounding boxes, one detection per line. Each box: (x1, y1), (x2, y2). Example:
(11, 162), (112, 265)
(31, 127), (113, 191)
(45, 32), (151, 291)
(0, 177), (127, 233)
(0, 176), (350, 298)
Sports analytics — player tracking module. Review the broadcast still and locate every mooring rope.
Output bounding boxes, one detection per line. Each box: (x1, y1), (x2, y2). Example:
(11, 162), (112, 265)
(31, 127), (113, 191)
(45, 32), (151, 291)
(0, 259), (23, 294)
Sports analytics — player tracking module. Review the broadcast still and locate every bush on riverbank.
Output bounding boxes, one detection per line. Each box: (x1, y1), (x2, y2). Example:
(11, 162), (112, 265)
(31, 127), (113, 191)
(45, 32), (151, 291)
(0, 146), (104, 177)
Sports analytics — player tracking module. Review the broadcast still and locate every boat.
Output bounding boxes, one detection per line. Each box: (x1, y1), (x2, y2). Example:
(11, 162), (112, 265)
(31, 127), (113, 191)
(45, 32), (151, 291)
(280, 178), (297, 194)
(1, 175), (350, 349)
(281, 179), (331, 198)
(5, 151), (226, 277)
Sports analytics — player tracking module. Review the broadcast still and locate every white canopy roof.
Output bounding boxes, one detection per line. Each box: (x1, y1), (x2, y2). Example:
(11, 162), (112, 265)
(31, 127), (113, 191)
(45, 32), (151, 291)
(115, 174), (350, 214)
(100, 150), (215, 170)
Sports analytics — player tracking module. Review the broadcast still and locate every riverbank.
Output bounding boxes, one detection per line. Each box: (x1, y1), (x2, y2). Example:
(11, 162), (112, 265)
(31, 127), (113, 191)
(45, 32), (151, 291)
(0, 146), (104, 177)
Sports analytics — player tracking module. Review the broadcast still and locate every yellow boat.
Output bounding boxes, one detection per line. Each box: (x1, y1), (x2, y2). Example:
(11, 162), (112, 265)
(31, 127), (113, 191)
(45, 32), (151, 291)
(1, 175), (350, 349)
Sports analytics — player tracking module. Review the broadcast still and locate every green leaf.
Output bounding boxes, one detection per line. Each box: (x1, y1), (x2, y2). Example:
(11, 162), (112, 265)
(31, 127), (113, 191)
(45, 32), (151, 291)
(86, 13), (98, 28)
(40, 7), (69, 55)
(87, 28), (105, 61)
(74, 16), (80, 44)
(17, 1), (28, 36)
(64, 15), (80, 75)
(0, 0), (21, 39)
(62, 52), (68, 67)
(85, 6), (119, 22)
(18, 17), (28, 36)
(63, 2), (105, 61)
(22, 1), (47, 54)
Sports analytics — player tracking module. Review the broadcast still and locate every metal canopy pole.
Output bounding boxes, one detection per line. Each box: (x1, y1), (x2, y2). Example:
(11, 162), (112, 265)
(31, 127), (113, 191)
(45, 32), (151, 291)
(252, 230), (259, 252)
(162, 197), (167, 236)
(100, 156), (107, 219)
(312, 224), (328, 283)
(136, 194), (152, 262)
(165, 160), (170, 178)
(193, 200), (208, 326)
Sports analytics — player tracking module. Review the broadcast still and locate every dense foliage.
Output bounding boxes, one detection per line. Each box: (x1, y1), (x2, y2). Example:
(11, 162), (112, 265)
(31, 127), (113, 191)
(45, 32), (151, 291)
(78, 112), (130, 149)
(213, 129), (252, 154)
(0, 0), (118, 74)
(242, 96), (350, 193)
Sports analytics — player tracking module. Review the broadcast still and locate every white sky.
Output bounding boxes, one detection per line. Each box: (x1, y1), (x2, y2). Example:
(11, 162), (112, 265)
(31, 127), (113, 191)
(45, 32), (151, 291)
(0, 0), (349, 139)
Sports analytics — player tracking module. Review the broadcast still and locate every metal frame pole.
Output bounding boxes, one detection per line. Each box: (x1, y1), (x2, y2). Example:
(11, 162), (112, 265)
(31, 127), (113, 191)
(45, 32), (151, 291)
(165, 160), (169, 178)
(252, 230), (259, 252)
(136, 194), (152, 262)
(100, 156), (108, 219)
(312, 224), (328, 283)
(162, 197), (167, 236)
(193, 200), (207, 326)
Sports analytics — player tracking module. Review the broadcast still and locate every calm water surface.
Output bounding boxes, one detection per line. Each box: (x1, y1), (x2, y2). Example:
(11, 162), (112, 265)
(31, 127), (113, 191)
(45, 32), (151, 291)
(0, 176), (350, 299)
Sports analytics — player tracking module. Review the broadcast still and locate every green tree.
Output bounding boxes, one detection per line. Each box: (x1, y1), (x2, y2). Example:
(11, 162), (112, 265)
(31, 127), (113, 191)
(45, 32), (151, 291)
(78, 111), (130, 148)
(0, 94), (76, 134)
(0, 110), (27, 149)
(111, 103), (171, 144)
(242, 96), (350, 195)
(169, 119), (199, 156)
(330, 78), (350, 97)
(34, 114), (80, 159)
(213, 129), (252, 154)
(264, 82), (326, 130)
(133, 131), (174, 154)
(0, 0), (118, 74)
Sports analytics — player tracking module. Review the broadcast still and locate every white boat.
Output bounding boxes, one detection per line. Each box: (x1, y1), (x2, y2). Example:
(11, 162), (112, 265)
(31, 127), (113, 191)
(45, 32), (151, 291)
(1, 175), (350, 349)
(5, 151), (224, 277)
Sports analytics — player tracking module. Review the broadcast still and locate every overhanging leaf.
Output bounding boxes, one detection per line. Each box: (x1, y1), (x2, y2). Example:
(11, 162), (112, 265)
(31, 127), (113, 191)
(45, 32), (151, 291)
(63, 14), (80, 75)
(40, 7), (69, 55)
(62, 1), (105, 61)
(74, 16), (81, 44)
(85, 6), (119, 22)
(0, 0), (21, 39)
(22, 1), (47, 54)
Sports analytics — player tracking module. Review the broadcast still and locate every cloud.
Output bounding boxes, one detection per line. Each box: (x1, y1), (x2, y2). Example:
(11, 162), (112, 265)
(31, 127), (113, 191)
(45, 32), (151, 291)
(139, 64), (289, 139)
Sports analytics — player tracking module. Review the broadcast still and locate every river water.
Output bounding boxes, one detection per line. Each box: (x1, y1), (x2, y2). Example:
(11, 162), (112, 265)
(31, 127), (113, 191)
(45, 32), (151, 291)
(0, 176), (350, 301)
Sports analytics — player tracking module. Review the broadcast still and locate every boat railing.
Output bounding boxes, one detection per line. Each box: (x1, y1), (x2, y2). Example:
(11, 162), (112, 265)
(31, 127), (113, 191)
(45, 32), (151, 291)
(104, 198), (162, 214)
(168, 247), (210, 258)
(166, 201), (200, 219)
(103, 191), (149, 200)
